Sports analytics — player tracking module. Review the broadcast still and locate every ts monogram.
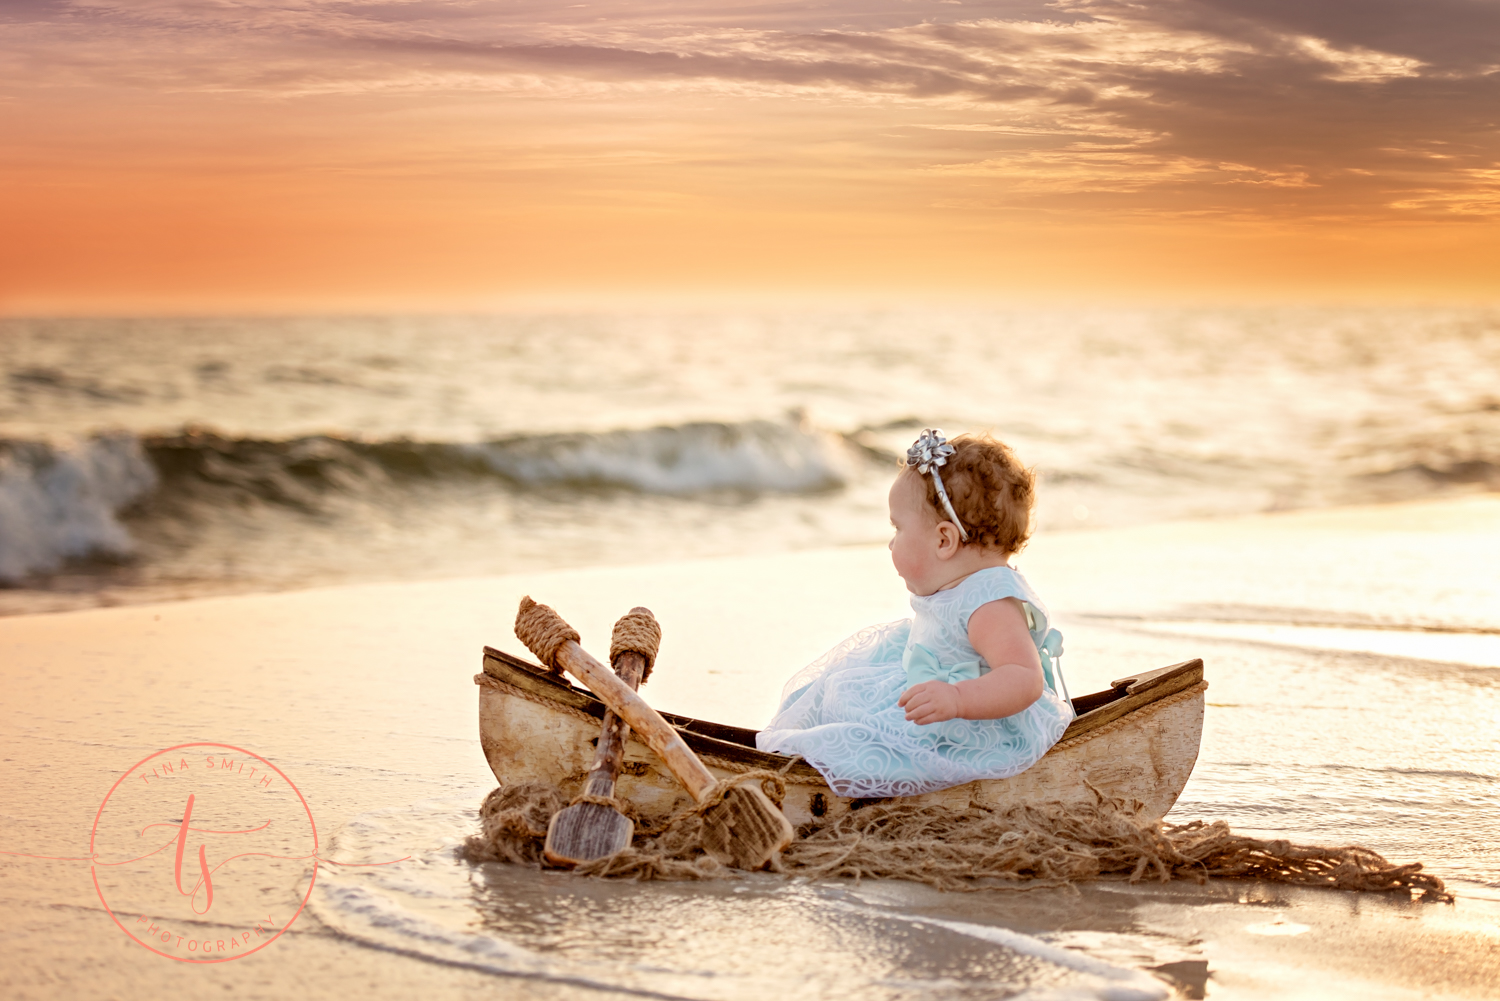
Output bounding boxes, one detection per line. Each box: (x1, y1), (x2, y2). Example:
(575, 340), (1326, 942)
(91, 743), (319, 963)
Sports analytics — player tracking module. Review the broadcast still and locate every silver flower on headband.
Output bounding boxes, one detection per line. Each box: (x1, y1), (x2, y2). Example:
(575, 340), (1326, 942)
(906, 428), (970, 541)
(906, 428), (956, 475)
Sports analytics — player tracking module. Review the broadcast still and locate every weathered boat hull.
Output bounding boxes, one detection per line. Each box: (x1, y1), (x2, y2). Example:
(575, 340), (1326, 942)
(477, 648), (1206, 828)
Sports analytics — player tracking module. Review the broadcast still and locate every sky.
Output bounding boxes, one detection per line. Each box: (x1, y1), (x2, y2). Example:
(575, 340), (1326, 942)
(3, 0), (1499, 312)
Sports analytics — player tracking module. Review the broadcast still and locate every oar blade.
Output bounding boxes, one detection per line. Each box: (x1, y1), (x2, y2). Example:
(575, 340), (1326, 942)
(700, 785), (794, 871)
(543, 802), (635, 868)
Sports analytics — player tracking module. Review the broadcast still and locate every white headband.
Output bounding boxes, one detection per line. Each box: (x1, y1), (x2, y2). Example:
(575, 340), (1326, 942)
(906, 428), (970, 542)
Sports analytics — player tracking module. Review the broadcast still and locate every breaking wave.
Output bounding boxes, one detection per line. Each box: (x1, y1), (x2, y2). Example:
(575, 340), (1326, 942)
(6, 403), (1495, 589)
(0, 435), (159, 583)
(142, 418), (851, 505)
(0, 419), (854, 584)
(464, 421), (851, 494)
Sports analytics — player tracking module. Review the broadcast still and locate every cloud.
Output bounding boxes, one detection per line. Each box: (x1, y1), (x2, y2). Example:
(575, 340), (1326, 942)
(1187, 0), (1500, 72)
(7, 0), (1500, 222)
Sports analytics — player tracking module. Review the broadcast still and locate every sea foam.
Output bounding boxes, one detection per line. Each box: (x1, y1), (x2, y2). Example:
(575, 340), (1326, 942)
(0, 434), (158, 583)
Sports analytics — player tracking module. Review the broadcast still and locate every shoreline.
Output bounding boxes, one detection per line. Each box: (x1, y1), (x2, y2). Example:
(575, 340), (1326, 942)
(4, 488), (1497, 621)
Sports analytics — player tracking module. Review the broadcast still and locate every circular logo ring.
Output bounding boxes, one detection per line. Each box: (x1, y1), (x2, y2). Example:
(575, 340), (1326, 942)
(90, 742), (318, 963)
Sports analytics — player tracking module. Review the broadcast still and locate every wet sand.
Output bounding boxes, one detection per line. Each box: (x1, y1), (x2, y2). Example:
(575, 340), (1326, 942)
(3, 495), (1499, 999)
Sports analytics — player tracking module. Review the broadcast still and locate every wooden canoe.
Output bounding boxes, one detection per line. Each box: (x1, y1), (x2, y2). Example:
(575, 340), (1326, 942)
(476, 648), (1206, 828)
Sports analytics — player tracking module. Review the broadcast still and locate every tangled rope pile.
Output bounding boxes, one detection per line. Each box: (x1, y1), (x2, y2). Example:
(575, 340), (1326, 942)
(462, 779), (1453, 902)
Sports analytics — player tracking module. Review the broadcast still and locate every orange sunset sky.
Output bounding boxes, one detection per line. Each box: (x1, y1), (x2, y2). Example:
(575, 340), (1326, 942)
(4, 0), (1500, 312)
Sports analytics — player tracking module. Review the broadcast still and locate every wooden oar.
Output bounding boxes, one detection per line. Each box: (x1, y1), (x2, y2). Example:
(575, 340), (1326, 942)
(543, 606), (660, 867)
(515, 596), (794, 870)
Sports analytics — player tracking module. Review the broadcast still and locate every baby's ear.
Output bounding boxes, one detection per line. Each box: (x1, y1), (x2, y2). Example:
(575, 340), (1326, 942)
(935, 520), (964, 557)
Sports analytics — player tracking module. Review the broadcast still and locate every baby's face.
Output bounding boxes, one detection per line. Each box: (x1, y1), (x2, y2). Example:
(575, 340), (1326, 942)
(887, 472), (945, 594)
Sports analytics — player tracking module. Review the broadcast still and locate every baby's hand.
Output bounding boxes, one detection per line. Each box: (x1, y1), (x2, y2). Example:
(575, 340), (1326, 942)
(898, 681), (962, 725)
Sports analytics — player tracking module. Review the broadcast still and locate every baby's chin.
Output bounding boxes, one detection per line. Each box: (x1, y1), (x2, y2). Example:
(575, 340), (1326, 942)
(898, 574), (941, 597)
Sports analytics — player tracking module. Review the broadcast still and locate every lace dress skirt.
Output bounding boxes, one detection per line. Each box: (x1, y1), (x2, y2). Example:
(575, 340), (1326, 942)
(755, 620), (1074, 799)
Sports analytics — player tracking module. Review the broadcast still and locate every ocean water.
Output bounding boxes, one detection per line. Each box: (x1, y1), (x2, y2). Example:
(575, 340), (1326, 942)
(2, 308), (1498, 611)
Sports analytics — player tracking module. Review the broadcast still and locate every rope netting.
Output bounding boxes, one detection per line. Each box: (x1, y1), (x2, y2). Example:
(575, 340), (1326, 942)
(462, 778), (1453, 902)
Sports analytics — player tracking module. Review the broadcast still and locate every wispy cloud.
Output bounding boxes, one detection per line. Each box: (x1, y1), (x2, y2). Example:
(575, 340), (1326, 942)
(11, 0), (1497, 222)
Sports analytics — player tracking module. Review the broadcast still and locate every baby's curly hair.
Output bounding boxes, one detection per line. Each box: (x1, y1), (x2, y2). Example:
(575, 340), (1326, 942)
(905, 432), (1036, 554)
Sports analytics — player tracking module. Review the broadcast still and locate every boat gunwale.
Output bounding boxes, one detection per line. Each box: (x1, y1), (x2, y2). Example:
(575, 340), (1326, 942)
(478, 646), (1203, 779)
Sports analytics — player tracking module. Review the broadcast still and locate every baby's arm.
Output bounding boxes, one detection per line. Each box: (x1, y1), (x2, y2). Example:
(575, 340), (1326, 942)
(898, 598), (1045, 725)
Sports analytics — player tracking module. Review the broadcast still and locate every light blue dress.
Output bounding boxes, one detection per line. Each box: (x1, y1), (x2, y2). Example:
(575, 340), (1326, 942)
(755, 567), (1074, 798)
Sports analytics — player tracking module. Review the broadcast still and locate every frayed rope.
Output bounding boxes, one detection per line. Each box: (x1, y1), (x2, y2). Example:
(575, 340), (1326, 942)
(462, 781), (1452, 903)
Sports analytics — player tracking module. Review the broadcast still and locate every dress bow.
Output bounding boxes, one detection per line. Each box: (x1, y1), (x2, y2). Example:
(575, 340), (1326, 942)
(1038, 628), (1064, 694)
(903, 643), (984, 687)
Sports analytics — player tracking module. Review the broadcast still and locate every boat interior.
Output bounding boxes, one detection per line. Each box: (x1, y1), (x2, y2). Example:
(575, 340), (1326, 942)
(481, 647), (1203, 754)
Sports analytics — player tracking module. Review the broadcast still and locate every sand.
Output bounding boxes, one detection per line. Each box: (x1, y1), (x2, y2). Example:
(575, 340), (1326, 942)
(3, 495), (1499, 1000)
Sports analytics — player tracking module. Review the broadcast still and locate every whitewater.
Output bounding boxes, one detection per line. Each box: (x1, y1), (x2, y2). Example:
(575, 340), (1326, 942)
(1, 308), (1497, 610)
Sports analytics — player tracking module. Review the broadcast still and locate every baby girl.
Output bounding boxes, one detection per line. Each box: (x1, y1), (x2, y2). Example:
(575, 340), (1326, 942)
(756, 429), (1073, 798)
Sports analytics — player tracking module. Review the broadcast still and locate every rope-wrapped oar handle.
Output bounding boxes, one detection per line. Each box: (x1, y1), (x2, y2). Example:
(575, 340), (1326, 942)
(514, 595), (793, 869)
(610, 605), (661, 683)
(537, 604), (660, 867)
(517, 597), (662, 678)
(516, 596), (580, 676)
(515, 595), (713, 796)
